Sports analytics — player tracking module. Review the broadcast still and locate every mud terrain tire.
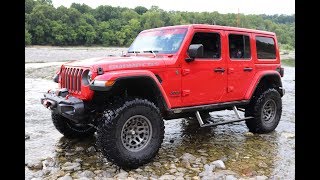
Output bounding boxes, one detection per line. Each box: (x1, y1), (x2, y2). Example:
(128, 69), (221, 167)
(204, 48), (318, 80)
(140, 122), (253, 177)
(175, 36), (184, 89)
(52, 112), (95, 138)
(97, 98), (164, 169)
(245, 88), (282, 133)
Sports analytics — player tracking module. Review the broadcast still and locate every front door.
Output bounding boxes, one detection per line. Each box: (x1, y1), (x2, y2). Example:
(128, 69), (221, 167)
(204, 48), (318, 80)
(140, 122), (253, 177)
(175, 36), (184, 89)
(225, 32), (256, 101)
(181, 29), (227, 107)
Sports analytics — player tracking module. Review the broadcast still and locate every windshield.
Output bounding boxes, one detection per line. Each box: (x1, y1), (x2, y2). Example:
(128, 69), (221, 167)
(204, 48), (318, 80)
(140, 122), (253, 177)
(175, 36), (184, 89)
(128, 28), (188, 54)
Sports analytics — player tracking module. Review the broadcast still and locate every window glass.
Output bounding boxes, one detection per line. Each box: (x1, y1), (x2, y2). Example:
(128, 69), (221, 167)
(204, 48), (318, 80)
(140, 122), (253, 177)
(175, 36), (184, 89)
(190, 32), (221, 59)
(229, 34), (251, 59)
(256, 36), (276, 59)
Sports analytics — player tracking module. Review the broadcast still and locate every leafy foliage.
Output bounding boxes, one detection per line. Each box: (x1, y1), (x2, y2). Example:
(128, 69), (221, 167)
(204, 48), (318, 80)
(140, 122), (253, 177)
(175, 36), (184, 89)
(25, 0), (295, 48)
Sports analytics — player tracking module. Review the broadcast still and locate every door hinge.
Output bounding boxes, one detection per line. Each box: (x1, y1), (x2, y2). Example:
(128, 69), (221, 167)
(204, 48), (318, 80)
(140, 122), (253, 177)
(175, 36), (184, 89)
(182, 69), (190, 76)
(227, 86), (234, 93)
(182, 90), (190, 96)
(228, 68), (234, 74)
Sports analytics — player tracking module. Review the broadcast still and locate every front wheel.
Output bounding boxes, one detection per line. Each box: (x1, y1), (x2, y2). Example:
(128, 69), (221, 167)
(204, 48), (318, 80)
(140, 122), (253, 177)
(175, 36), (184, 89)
(96, 98), (164, 169)
(245, 88), (282, 133)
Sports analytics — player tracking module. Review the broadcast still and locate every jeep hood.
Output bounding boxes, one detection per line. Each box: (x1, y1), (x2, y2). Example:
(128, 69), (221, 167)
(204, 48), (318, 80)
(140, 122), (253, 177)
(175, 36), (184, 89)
(63, 56), (167, 71)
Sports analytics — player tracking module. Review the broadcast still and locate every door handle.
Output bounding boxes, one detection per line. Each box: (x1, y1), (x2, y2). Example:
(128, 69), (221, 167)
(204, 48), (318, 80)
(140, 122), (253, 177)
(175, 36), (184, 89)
(214, 67), (225, 73)
(243, 67), (253, 72)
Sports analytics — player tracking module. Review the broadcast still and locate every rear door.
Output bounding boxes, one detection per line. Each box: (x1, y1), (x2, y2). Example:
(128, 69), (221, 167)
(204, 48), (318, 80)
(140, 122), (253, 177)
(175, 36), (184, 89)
(224, 32), (256, 102)
(181, 29), (227, 106)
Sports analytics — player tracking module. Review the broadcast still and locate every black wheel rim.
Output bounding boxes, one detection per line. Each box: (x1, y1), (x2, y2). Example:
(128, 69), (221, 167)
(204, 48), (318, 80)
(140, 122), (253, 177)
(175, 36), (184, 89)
(121, 115), (152, 152)
(261, 99), (277, 122)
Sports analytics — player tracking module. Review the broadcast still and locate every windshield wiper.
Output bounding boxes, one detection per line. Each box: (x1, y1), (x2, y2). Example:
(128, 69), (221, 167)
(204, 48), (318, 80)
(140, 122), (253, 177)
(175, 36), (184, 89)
(143, 50), (159, 56)
(128, 50), (140, 56)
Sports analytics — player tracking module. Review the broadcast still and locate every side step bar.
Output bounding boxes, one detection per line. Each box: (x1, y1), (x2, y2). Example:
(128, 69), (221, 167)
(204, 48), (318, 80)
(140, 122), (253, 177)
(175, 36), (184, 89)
(195, 106), (253, 127)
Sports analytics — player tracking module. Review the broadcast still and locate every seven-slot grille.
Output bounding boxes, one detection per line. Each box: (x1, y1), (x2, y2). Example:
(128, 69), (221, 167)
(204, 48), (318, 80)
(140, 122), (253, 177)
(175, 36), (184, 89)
(60, 67), (84, 93)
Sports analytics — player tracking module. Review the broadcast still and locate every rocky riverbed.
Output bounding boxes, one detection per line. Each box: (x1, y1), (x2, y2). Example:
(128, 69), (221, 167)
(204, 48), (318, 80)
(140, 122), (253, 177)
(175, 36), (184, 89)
(25, 47), (295, 180)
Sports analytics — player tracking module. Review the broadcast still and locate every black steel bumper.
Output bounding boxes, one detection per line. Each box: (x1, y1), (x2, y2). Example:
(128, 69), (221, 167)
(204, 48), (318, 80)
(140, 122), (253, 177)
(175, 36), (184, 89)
(40, 89), (87, 122)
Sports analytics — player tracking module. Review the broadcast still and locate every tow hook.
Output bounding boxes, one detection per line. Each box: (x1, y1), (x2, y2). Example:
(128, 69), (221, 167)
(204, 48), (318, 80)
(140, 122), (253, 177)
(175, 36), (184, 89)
(42, 100), (56, 109)
(43, 100), (50, 108)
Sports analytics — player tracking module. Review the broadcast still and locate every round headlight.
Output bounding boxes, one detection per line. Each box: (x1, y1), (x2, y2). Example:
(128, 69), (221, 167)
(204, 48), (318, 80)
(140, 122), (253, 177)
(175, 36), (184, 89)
(87, 71), (92, 82)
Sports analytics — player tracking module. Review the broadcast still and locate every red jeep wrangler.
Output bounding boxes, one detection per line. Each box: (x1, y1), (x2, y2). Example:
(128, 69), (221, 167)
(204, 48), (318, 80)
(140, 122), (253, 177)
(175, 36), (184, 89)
(41, 24), (285, 168)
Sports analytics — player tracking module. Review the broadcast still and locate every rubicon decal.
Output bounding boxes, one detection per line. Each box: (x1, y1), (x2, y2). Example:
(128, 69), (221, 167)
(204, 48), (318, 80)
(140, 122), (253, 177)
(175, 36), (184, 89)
(109, 62), (160, 70)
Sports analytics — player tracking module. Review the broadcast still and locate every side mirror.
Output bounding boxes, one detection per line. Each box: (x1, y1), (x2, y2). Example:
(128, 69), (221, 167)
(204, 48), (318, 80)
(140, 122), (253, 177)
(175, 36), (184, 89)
(186, 44), (203, 62)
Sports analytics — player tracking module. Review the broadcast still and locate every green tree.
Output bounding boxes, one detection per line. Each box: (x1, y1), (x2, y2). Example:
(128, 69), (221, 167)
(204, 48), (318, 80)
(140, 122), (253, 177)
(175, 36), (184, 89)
(134, 6), (148, 15)
(25, 29), (32, 45)
(25, 1), (294, 48)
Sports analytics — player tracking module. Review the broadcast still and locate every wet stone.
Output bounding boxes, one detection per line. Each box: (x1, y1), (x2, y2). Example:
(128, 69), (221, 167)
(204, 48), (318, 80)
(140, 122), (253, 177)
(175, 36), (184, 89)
(226, 175), (238, 180)
(192, 176), (200, 180)
(256, 175), (268, 180)
(159, 174), (176, 180)
(169, 168), (177, 173)
(42, 157), (55, 167)
(153, 162), (162, 167)
(244, 132), (254, 137)
(94, 170), (103, 174)
(180, 153), (197, 163)
(258, 161), (268, 168)
(176, 176), (184, 180)
(27, 161), (43, 170)
(282, 132), (295, 139)
(75, 147), (85, 152)
(79, 170), (95, 178)
(74, 158), (83, 163)
(61, 162), (81, 171)
(211, 160), (226, 169)
(87, 146), (96, 153)
(197, 149), (207, 153)
(57, 175), (73, 180)
(78, 177), (91, 180)
(114, 171), (128, 179)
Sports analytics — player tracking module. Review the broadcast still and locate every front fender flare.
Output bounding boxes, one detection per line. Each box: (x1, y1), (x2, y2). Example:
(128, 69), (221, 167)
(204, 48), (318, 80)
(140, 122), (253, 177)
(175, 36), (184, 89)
(91, 70), (172, 109)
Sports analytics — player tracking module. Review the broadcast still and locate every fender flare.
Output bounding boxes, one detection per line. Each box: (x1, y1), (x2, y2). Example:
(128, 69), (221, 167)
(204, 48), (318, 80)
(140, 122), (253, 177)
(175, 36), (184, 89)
(244, 70), (283, 100)
(91, 70), (172, 109)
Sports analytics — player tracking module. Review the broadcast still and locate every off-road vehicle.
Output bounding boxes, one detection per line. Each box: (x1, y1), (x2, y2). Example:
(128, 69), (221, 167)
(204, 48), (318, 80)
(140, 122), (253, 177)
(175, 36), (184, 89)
(41, 24), (285, 168)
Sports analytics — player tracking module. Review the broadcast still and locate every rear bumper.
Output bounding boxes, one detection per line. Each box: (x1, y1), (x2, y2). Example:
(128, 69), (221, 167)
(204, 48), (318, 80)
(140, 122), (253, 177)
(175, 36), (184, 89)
(40, 89), (87, 122)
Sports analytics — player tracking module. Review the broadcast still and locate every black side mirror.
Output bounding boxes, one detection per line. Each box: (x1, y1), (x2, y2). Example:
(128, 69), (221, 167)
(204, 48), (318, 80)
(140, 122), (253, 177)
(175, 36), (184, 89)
(186, 44), (203, 62)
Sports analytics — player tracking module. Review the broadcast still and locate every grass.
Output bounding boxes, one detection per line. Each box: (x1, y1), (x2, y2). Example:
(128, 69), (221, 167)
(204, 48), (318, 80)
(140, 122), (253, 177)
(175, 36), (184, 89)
(281, 59), (295, 67)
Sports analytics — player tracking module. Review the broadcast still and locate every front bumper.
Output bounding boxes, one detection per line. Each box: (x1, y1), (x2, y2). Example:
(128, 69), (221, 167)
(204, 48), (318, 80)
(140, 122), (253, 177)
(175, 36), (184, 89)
(40, 89), (87, 122)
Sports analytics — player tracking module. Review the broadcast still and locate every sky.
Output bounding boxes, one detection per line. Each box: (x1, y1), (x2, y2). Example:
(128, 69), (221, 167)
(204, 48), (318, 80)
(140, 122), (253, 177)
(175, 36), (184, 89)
(51, 0), (295, 15)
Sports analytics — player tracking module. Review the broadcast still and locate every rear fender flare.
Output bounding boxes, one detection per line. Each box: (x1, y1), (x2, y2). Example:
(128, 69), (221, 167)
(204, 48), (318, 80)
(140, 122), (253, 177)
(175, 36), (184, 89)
(245, 70), (283, 100)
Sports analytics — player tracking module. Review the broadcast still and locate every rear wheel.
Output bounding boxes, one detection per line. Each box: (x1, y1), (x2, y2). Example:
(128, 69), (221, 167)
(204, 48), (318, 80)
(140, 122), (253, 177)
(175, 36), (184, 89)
(51, 112), (95, 138)
(96, 98), (164, 169)
(245, 88), (282, 133)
